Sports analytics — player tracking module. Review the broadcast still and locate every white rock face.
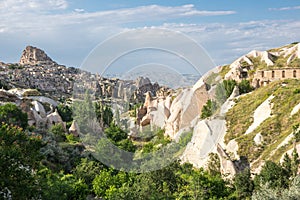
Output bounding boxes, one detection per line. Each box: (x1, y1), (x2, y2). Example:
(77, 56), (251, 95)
(19, 46), (55, 65)
(150, 100), (167, 128)
(165, 78), (208, 138)
(46, 109), (64, 128)
(225, 56), (253, 80)
(254, 133), (263, 145)
(217, 144), (237, 178)
(291, 102), (300, 116)
(283, 43), (300, 58)
(226, 139), (239, 159)
(31, 100), (46, 118)
(247, 50), (274, 66)
(180, 118), (227, 168)
(219, 86), (238, 116)
(245, 95), (274, 134)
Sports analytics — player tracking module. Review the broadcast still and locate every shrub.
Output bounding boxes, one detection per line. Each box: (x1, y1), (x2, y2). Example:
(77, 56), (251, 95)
(216, 79), (236, 104)
(0, 103), (28, 129)
(238, 80), (254, 94)
(201, 99), (218, 119)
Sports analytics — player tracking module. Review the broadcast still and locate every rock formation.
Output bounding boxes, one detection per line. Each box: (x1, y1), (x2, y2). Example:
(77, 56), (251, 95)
(224, 42), (300, 83)
(165, 79), (209, 138)
(69, 120), (79, 137)
(19, 46), (56, 66)
(46, 109), (65, 129)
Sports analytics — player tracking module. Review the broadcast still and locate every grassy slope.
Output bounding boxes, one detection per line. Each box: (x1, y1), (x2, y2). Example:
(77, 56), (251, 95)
(225, 79), (300, 163)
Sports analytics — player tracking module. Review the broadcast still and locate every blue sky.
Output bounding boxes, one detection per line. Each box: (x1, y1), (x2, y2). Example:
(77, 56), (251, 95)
(0, 0), (300, 74)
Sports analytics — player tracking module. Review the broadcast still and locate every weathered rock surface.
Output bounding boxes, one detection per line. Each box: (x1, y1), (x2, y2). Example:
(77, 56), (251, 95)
(254, 133), (263, 146)
(19, 46), (56, 66)
(165, 79), (209, 138)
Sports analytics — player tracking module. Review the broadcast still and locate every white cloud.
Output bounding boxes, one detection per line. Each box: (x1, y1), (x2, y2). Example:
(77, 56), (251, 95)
(158, 20), (300, 65)
(74, 8), (85, 13)
(180, 10), (236, 16)
(0, 4), (236, 33)
(0, 0), (68, 12)
(0, 2), (298, 71)
(269, 5), (300, 11)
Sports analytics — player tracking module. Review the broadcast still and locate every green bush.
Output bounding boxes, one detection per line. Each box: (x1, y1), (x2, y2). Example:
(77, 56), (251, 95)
(238, 79), (254, 94)
(50, 123), (66, 142)
(216, 79), (236, 104)
(201, 99), (218, 119)
(105, 123), (127, 143)
(66, 134), (80, 144)
(0, 103), (28, 129)
(57, 104), (73, 122)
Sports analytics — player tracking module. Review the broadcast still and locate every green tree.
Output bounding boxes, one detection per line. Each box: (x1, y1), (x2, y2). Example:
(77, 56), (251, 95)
(105, 123), (127, 143)
(50, 123), (66, 142)
(252, 175), (300, 200)
(238, 79), (254, 94)
(282, 153), (292, 177)
(95, 102), (114, 127)
(215, 79), (237, 104)
(292, 124), (300, 142)
(234, 168), (254, 199)
(117, 139), (137, 152)
(254, 160), (288, 189)
(57, 104), (73, 122)
(177, 167), (232, 199)
(92, 169), (132, 199)
(0, 103), (28, 129)
(72, 91), (97, 134)
(200, 100), (218, 119)
(0, 124), (43, 199)
(38, 168), (89, 200)
(73, 158), (103, 190)
(291, 148), (299, 177)
(207, 153), (221, 176)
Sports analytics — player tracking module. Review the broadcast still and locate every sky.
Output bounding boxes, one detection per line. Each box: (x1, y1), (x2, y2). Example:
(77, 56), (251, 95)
(0, 0), (300, 75)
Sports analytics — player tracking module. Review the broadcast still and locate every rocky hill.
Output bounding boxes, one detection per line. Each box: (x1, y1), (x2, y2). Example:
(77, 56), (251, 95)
(1, 43), (300, 177)
(133, 42), (300, 176)
(221, 42), (300, 85)
(0, 46), (164, 102)
(20, 46), (56, 66)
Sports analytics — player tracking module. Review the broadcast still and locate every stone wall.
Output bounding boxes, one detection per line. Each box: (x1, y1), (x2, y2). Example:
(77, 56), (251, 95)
(252, 68), (300, 87)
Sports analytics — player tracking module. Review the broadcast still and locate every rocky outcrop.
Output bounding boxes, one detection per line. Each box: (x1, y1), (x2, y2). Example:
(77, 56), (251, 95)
(165, 79), (209, 138)
(46, 109), (65, 129)
(19, 46), (56, 66)
(69, 120), (79, 136)
(290, 102), (300, 116)
(247, 50), (274, 66)
(1, 87), (61, 129)
(254, 133), (263, 146)
(137, 91), (171, 129)
(217, 144), (238, 178)
(286, 43), (300, 64)
(224, 50), (275, 81)
(0, 89), (19, 102)
(225, 55), (253, 81)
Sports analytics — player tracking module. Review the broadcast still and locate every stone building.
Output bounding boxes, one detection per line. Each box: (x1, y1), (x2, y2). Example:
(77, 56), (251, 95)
(252, 68), (300, 87)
